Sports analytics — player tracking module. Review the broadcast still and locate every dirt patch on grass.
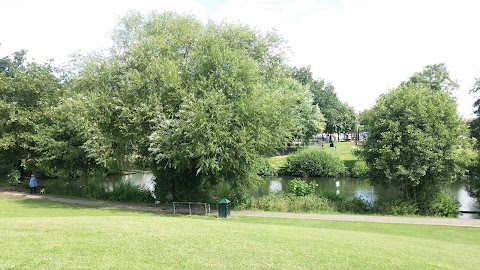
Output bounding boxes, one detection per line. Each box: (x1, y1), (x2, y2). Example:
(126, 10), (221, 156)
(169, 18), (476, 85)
(0, 185), (30, 199)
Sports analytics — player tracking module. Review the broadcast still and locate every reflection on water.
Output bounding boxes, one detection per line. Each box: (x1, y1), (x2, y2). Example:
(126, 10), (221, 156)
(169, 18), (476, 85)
(260, 176), (479, 219)
(449, 184), (480, 219)
(261, 176), (397, 203)
(106, 172), (156, 198)
(108, 172), (155, 193)
(45, 171), (156, 198)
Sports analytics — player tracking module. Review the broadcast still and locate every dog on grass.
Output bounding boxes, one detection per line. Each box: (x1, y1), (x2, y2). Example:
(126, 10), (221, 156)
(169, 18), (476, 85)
(40, 188), (45, 195)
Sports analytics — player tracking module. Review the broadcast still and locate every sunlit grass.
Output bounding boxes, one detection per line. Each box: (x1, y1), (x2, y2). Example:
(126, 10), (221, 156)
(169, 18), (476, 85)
(267, 155), (288, 170)
(1, 195), (479, 270)
(268, 141), (360, 170)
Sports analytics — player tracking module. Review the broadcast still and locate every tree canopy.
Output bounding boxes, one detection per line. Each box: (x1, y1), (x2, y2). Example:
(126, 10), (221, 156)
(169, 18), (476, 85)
(466, 77), (480, 199)
(402, 63), (459, 93)
(290, 66), (356, 136)
(360, 79), (467, 212)
(0, 52), (63, 175)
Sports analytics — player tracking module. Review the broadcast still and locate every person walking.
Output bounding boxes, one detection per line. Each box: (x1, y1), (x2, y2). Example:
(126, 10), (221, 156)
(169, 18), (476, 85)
(29, 174), (38, 194)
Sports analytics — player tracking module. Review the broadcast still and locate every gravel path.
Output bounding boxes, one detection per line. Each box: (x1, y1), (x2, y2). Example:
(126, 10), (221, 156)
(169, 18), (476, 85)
(2, 186), (480, 228)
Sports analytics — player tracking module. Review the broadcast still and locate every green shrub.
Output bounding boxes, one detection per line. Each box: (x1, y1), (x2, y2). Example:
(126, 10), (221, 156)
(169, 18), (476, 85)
(427, 191), (460, 217)
(251, 193), (335, 213)
(107, 182), (153, 203)
(351, 161), (369, 178)
(283, 148), (346, 177)
(322, 192), (371, 214)
(0, 169), (21, 185)
(256, 158), (277, 176)
(46, 180), (153, 203)
(257, 194), (290, 212)
(287, 195), (334, 213)
(371, 199), (418, 215)
(287, 178), (317, 196)
(46, 181), (83, 197)
(81, 182), (108, 199)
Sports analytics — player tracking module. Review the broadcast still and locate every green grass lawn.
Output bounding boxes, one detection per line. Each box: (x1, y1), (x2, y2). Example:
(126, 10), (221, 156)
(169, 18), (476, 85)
(1, 194), (479, 270)
(269, 141), (360, 170)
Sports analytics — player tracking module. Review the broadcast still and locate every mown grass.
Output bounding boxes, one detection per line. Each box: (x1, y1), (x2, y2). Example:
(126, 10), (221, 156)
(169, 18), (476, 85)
(1, 195), (479, 270)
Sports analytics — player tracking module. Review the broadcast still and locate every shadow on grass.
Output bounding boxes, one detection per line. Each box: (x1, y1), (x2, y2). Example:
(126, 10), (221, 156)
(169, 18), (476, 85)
(15, 197), (92, 209)
(6, 197), (162, 217)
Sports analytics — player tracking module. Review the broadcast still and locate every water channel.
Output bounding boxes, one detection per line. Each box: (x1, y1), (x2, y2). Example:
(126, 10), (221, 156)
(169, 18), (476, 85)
(49, 171), (480, 219)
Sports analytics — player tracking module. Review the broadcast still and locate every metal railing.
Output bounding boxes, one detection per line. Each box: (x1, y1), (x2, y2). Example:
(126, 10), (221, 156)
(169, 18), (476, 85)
(172, 202), (211, 216)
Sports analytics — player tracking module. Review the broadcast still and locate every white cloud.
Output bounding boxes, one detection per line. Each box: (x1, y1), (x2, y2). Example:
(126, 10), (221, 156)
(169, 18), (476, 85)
(214, 0), (480, 117)
(0, 0), (208, 63)
(1, 0), (479, 117)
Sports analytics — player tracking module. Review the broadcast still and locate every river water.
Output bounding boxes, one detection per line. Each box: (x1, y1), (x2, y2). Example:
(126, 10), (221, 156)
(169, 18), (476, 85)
(258, 176), (480, 219)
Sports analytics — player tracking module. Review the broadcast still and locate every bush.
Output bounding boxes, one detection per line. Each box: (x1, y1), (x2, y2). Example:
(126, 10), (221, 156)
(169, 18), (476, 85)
(371, 199), (418, 215)
(46, 181), (82, 197)
(46, 180), (154, 203)
(287, 195), (333, 213)
(351, 161), (369, 178)
(427, 191), (460, 217)
(257, 194), (289, 212)
(256, 158), (277, 177)
(0, 169), (21, 185)
(283, 148), (346, 177)
(108, 182), (153, 203)
(322, 192), (371, 214)
(287, 178), (317, 196)
(251, 193), (335, 213)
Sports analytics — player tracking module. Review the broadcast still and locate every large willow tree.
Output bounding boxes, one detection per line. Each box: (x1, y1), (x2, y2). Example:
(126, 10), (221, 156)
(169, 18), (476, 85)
(69, 11), (322, 201)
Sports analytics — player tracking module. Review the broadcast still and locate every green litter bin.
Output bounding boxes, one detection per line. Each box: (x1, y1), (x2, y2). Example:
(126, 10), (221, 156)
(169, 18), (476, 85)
(218, 198), (231, 218)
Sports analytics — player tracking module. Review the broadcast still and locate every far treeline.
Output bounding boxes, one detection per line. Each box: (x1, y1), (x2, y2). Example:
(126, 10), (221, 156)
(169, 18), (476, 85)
(1, 11), (480, 214)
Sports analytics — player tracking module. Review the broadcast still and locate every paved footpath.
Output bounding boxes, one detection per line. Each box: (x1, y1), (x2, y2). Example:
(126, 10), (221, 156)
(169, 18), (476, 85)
(2, 187), (480, 228)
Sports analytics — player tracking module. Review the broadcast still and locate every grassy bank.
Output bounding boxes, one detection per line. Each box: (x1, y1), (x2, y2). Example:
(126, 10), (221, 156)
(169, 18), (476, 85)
(1, 194), (479, 269)
(269, 141), (360, 171)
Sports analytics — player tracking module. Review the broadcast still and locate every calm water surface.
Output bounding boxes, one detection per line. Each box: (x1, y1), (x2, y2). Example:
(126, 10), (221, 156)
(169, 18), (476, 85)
(257, 176), (480, 219)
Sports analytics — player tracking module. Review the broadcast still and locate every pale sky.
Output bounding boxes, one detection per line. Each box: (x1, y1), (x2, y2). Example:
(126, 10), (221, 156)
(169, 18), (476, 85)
(1, 0), (479, 118)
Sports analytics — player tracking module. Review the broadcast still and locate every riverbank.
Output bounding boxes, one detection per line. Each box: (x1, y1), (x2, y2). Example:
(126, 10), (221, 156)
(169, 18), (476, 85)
(2, 185), (479, 227)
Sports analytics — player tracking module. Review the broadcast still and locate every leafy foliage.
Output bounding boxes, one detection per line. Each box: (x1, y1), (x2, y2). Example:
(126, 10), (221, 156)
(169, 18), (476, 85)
(46, 181), (153, 203)
(134, 13), (318, 201)
(360, 81), (468, 212)
(283, 148), (346, 177)
(351, 160), (369, 178)
(322, 192), (371, 214)
(403, 63), (459, 93)
(287, 178), (317, 196)
(426, 191), (460, 217)
(371, 199), (419, 216)
(255, 158), (277, 177)
(291, 66), (357, 135)
(467, 77), (480, 200)
(248, 193), (335, 213)
(0, 51), (63, 176)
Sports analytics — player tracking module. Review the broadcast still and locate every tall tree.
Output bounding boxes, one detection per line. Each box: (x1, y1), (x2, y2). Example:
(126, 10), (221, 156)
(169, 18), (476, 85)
(467, 77), (480, 199)
(360, 83), (467, 213)
(0, 51), (62, 175)
(290, 66), (356, 137)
